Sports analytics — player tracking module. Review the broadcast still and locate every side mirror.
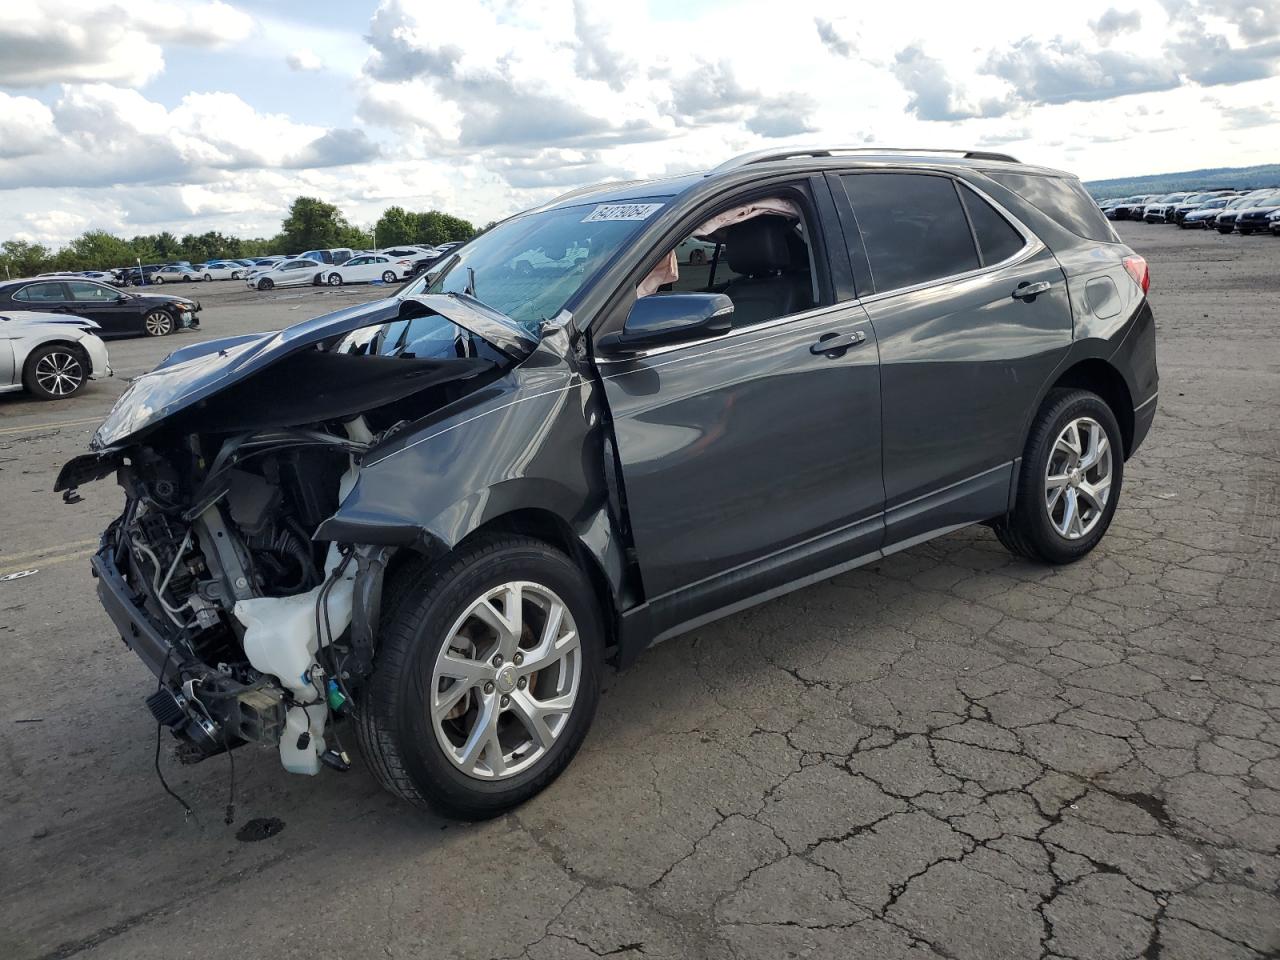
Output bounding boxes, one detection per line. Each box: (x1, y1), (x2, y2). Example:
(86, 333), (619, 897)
(596, 293), (733, 355)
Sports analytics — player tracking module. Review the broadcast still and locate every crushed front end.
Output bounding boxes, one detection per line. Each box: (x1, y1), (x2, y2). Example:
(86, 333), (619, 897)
(57, 294), (536, 776)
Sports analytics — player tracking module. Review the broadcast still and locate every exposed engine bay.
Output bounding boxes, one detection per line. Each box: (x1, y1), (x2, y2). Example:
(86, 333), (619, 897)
(107, 432), (363, 774)
(56, 296), (534, 776)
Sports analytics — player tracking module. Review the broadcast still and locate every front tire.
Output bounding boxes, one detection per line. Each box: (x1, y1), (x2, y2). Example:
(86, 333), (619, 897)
(993, 389), (1124, 565)
(152, 275), (164, 284)
(357, 535), (604, 819)
(258, 278), (274, 291)
(23, 344), (87, 400)
(143, 310), (174, 337)
(327, 273), (343, 286)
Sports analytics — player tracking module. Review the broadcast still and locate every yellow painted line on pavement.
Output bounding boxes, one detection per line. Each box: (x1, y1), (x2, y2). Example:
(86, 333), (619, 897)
(0, 538), (99, 564)
(0, 545), (97, 578)
(0, 415), (102, 437)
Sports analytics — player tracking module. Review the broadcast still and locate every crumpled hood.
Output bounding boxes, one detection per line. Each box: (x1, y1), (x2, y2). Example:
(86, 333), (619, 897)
(89, 293), (539, 450)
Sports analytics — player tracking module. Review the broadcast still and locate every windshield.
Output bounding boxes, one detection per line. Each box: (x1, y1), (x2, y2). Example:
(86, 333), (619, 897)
(426, 198), (668, 331)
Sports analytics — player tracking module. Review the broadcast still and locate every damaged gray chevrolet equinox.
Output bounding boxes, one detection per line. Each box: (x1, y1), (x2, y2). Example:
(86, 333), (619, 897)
(58, 147), (1158, 819)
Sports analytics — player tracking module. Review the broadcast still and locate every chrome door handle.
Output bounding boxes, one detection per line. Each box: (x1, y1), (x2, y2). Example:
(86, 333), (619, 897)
(810, 330), (867, 356)
(1012, 280), (1051, 302)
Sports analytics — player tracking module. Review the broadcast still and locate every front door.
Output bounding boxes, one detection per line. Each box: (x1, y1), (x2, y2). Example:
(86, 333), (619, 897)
(64, 281), (136, 335)
(597, 188), (883, 639)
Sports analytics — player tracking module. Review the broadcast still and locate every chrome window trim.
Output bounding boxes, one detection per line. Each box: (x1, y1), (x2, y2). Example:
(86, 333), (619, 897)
(595, 173), (1044, 365)
(856, 236), (1046, 309)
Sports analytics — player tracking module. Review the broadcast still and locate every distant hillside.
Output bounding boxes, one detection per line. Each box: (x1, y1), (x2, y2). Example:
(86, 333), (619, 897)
(1084, 164), (1280, 199)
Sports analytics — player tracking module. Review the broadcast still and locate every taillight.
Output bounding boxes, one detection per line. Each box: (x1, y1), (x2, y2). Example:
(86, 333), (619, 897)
(1122, 254), (1150, 295)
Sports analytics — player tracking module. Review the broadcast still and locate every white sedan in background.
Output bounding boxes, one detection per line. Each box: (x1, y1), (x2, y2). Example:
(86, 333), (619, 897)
(0, 311), (112, 400)
(197, 261), (245, 280)
(245, 258), (326, 291)
(321, 254), (413, 286)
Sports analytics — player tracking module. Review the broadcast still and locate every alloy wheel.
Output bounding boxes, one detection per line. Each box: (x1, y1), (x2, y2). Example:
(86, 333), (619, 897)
(1045, 416), (1113, 540)
(33, 350), (84, 396)
(430, 581), (582, 780)
(144, 311), (173, 336)
(381, 270), (397, 283)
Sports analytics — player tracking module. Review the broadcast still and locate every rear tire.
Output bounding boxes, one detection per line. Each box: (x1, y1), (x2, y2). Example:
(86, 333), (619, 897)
(993, 389), (1124, 565)
(356, 534), (604, 819)
(381, 270), (397, 283)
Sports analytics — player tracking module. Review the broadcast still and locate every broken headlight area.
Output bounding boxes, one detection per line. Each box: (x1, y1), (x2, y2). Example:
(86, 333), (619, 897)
(61, 303), (512, 778)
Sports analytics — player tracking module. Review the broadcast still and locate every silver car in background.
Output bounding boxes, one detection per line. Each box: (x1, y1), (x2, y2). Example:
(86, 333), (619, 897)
(0, 311), (112, 400)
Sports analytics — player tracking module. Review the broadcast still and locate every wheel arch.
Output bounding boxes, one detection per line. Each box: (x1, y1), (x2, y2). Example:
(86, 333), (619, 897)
(21, 336), (89, 372)
(461, 507), (621, 655)
(1048, 358), (1135, 456)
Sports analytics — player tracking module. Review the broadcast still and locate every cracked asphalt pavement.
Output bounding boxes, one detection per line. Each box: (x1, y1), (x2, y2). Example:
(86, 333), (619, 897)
(1, 223), (1277, 959)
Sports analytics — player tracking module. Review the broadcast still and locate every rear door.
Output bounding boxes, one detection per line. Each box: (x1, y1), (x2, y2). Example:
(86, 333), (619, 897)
(831, 170), (1073, 546)
(12, 281), (73, 315)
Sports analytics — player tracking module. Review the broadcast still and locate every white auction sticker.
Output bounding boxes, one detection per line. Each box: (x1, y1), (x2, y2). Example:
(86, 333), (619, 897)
(582, 203), (663, 223)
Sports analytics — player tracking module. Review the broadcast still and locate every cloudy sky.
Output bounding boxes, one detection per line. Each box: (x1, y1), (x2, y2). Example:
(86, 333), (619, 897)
(1, 0), (1277, 246)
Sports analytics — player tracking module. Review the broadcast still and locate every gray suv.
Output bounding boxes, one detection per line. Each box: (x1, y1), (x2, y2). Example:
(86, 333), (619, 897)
(59, 147), (1157, 819)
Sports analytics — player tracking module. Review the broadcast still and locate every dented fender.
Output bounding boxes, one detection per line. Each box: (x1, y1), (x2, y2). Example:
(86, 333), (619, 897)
(317, 323), (632, 612)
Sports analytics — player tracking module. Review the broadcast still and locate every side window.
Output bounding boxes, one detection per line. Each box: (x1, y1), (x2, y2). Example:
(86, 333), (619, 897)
(957, 186), (1026, 266)
(66, 281), (118, 302)
(987, 172), (1117, 243)
(644, 196), (820, 329)
(841, 173), (979, 294)
(14, 282), (67, 302)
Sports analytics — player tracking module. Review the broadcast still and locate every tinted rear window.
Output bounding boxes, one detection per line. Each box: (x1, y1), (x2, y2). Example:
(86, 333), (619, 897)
(958, 186), (1026, 266)
(840, 173), (979, 294)
(988, 172), (1117, 242)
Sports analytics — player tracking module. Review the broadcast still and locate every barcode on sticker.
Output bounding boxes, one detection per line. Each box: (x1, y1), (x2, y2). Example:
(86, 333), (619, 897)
(582, 203), (663, 223)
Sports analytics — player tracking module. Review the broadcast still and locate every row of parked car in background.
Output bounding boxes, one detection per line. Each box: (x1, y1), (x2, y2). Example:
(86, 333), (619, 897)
(36, 241), (464, 290)
(1, 240), (468, 402)
(1098, 188), (1280, 234)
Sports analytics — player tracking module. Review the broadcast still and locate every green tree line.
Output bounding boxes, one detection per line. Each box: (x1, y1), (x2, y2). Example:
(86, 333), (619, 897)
(0, 196), (476, 278)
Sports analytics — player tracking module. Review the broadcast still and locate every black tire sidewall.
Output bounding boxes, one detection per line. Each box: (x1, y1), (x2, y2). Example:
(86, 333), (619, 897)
(1020, 390), (1124, 563)
(386, 540), (603, 816)
(23, 344), (85, 399)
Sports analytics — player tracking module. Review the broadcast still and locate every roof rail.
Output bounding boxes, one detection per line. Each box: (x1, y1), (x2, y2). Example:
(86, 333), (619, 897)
(706, 146), (1020, 176)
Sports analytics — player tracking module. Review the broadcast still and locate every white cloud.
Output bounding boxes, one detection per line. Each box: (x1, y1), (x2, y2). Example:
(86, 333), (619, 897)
(286, 49), (324, 72)
(2, 0), (1280, 248)
(0, 0), (253, 88)
(0, 84), (379, 192)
